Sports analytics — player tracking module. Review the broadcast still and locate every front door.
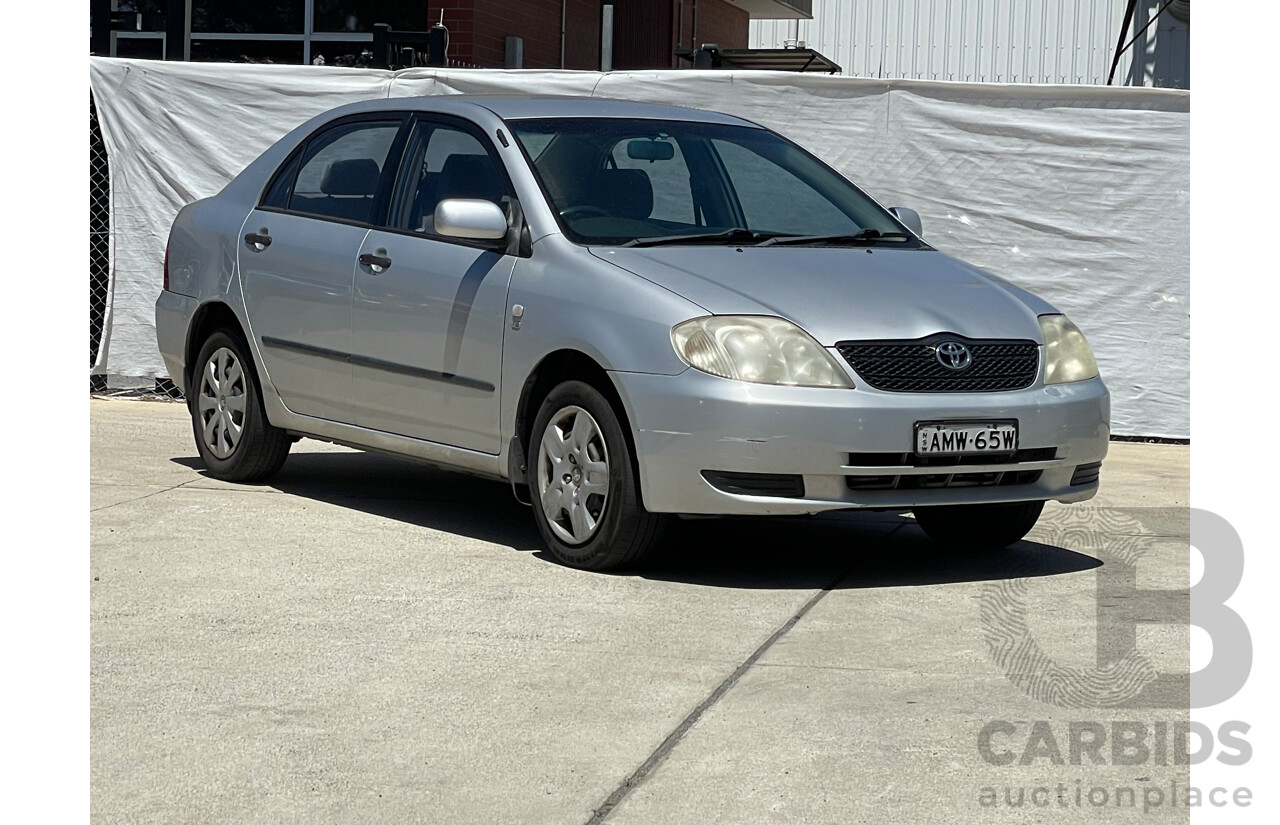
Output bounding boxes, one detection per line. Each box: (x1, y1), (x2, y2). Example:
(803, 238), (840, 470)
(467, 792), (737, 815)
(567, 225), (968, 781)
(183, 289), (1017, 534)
(349, 117), (517, 454)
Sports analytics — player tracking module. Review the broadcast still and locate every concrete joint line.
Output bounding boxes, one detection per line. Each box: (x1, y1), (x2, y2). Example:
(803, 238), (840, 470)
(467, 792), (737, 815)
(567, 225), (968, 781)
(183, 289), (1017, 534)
(89, 480), (196, 513)
(584, 523), (906, 825)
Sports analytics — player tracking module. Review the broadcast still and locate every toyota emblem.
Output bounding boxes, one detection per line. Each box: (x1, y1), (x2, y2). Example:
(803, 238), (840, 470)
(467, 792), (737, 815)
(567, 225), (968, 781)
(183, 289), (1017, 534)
(935, 341), (973, 370)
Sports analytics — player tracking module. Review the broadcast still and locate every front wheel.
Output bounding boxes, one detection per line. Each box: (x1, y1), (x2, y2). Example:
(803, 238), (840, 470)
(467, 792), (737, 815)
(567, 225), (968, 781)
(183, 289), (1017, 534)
(529, 380), (666, 570)
(912, 500), (1045, 551)
(190, 328), (291, 482)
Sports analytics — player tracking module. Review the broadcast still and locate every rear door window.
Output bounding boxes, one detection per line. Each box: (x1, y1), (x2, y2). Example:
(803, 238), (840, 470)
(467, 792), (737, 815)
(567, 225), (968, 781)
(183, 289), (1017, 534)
(285, 120), (402, 224)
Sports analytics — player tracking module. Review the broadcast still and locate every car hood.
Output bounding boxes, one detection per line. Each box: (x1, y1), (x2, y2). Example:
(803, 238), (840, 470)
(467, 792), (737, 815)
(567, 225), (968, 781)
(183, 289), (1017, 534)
(588, 246), (1054, 345)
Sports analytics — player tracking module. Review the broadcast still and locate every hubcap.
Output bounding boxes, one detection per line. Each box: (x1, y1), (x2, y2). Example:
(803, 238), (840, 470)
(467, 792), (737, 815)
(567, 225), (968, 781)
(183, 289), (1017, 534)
(537, 405), (610, 545)
(197, 347), (247, 459)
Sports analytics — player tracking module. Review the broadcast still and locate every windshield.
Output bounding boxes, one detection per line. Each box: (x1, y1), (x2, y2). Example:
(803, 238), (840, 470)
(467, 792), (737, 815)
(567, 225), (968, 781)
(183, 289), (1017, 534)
(509, 118), (919, 247)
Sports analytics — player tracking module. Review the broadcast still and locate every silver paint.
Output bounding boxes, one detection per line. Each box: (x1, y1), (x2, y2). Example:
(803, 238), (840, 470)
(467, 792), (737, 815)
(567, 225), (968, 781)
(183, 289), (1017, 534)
(156, 95), (1109, 517)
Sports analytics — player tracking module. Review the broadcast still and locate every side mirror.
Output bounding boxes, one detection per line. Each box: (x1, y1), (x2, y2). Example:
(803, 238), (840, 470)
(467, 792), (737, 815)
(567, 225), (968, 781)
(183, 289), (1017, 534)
(890, 206), (923, 238)
(434, 199), (509, 241)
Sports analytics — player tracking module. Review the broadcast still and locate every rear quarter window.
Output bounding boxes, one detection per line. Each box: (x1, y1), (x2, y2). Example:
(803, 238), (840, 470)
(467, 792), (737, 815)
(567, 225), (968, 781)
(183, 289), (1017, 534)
(261, 150), (302, 209)
(270, 120), (402, 224)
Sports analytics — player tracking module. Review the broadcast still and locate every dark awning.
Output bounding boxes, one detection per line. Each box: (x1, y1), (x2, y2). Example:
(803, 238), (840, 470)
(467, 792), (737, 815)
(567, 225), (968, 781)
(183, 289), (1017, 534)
(675, 47), (841, 75)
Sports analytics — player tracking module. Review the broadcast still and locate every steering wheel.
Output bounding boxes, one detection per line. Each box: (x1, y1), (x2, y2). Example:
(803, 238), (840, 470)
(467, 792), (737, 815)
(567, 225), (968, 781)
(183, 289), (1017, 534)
(560, 205), (611, 221)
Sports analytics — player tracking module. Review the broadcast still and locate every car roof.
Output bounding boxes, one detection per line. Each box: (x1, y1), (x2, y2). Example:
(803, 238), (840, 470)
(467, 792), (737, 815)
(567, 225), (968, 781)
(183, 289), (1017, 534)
(468, 96), (758, 125)
(328, 94), (761, 127)
(220, 94), (765, 205)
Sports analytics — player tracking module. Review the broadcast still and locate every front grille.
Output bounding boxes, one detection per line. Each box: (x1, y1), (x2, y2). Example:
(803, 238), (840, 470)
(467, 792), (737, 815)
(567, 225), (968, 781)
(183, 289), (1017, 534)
(846, 470), (1043, 491)
(836, 335), (1039, 393)
(847, 448), (1057, 468)
(844, 447), (1054, 492)
(702, 470), (805, 498)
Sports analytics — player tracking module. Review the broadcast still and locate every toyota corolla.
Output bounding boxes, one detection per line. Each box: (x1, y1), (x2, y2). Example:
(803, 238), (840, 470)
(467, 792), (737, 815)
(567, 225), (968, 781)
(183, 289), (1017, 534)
(155, 95), (1109, 570)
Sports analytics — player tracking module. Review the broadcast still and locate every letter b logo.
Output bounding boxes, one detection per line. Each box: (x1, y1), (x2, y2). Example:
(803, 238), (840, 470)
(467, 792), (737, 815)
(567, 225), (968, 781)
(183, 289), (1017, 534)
(981, 508), (1251, 708)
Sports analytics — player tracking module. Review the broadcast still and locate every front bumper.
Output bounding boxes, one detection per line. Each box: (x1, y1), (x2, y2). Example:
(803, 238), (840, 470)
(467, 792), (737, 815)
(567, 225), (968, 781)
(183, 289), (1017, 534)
(611, 368), (1110, 515)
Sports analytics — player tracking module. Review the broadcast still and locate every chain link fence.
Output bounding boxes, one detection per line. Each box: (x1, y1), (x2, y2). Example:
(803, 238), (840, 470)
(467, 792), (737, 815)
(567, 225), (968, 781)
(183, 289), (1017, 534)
(91, 94), (183, 401)
(90, 95), (109, 384)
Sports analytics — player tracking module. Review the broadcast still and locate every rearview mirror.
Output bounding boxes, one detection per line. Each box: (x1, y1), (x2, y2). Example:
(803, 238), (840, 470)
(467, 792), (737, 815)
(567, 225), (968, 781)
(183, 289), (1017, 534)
(434, 199), (508, 241)
(627, 139), (675, 161)
(890, 206), (923, 238)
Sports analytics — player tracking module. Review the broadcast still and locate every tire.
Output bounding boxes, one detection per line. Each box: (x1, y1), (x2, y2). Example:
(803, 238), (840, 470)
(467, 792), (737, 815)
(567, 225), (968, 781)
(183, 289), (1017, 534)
(528, 380), (666, 570)
(912, 500), (1045, 551)
(189, 328), (291, 483)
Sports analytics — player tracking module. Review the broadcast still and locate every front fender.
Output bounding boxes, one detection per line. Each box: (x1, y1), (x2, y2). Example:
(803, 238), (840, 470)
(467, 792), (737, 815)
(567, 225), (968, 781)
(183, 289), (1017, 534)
(499, 234), (703, 450)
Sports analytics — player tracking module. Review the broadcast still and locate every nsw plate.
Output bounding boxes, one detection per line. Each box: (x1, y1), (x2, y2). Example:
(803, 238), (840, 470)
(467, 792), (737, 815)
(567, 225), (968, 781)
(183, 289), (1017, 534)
(915, 420), (1018, 455)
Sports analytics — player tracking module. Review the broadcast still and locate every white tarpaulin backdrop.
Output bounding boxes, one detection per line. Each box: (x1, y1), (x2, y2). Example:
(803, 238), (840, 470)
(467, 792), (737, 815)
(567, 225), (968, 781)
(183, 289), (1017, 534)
(90, 57), (1189, 438)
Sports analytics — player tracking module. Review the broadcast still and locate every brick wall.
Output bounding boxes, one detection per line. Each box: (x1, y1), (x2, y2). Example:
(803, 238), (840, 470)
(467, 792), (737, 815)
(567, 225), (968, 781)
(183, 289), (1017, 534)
(673, 0), (749, 60)
(608, 0), (671, 69)
(434, 0), (478, 65)
(608, 0), (748, 70)
(562, 0), (603, 69)
(436, 1), (746, 71)
(437, 0), (601, 69)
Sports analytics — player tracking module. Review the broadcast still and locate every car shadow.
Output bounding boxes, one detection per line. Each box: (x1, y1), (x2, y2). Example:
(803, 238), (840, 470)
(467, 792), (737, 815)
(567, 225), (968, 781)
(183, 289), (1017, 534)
(173, 451), (542, 551)
(635, 513), (1102, 590)
(172, 451), (1104, 590)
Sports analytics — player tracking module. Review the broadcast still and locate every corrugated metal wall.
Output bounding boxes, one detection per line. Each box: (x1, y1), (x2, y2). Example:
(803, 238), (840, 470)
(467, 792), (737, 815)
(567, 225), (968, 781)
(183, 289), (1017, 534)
(750, 0), (1189, 87)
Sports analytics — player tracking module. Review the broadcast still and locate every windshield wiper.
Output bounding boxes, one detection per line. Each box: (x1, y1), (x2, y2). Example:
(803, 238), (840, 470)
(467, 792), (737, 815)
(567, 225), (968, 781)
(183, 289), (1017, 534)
(620, 228), (766, 248)
(755, 228), (912, 247)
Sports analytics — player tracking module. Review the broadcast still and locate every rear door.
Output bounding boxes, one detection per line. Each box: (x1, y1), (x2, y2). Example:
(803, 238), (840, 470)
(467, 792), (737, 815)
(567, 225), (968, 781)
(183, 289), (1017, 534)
(349, 116), (518, 453)
(239, 115), (407, 421)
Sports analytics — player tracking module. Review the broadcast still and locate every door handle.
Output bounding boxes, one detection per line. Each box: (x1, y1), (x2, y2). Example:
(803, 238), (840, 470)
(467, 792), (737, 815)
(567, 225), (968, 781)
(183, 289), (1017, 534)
(244, 231), (272, 251)
(359, 252), (392, 273)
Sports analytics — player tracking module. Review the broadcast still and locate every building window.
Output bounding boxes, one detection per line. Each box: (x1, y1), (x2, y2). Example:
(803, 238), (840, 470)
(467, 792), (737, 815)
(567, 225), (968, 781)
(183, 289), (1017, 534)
(105, 1), (434, 64)
(115, 35), (164, 60)
(190, 39), (305, 64)
(192, 1), (305, 35)
(313, 1), (427, 33)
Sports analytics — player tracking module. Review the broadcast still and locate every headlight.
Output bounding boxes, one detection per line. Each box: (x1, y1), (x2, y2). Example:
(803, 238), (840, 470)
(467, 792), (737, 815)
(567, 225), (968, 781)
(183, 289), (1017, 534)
(1039, 314), (1099, 384)
(670, 316), (854, 388)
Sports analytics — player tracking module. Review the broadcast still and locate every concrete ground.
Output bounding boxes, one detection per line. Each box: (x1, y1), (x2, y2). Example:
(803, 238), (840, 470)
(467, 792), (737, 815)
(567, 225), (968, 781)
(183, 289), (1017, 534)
(91, 398), (1191, 825)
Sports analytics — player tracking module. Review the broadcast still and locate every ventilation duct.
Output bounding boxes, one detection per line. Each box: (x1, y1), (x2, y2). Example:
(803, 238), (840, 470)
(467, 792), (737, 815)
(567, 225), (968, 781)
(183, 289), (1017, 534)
(1168, 1), (1189, 24)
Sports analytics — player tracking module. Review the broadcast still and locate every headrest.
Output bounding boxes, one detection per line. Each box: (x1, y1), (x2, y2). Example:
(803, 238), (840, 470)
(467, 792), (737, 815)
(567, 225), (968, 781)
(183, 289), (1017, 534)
(320, 158), (380, 196)
(590, 169), (653, 220)
(437, 154), (507, 204)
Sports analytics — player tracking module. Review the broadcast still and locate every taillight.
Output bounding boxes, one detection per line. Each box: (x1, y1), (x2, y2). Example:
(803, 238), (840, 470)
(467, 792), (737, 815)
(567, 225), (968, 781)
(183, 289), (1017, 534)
(163, 245), (170, 291)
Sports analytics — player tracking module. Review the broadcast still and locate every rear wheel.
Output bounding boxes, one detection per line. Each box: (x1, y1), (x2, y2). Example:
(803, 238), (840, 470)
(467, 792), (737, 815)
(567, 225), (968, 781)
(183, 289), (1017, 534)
(529, 380), (666, 570)
(912, 500), (1045, 551)
(190, 329), (290, 482)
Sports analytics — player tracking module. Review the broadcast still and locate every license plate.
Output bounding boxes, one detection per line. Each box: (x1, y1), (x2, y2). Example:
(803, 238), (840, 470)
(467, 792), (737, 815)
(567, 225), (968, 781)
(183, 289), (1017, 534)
(915, 420), (1018, 455)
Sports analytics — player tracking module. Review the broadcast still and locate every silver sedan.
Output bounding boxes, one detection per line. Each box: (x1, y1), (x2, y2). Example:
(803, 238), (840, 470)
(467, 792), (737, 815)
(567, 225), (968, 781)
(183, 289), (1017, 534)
(156, 95), (1108, 570)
